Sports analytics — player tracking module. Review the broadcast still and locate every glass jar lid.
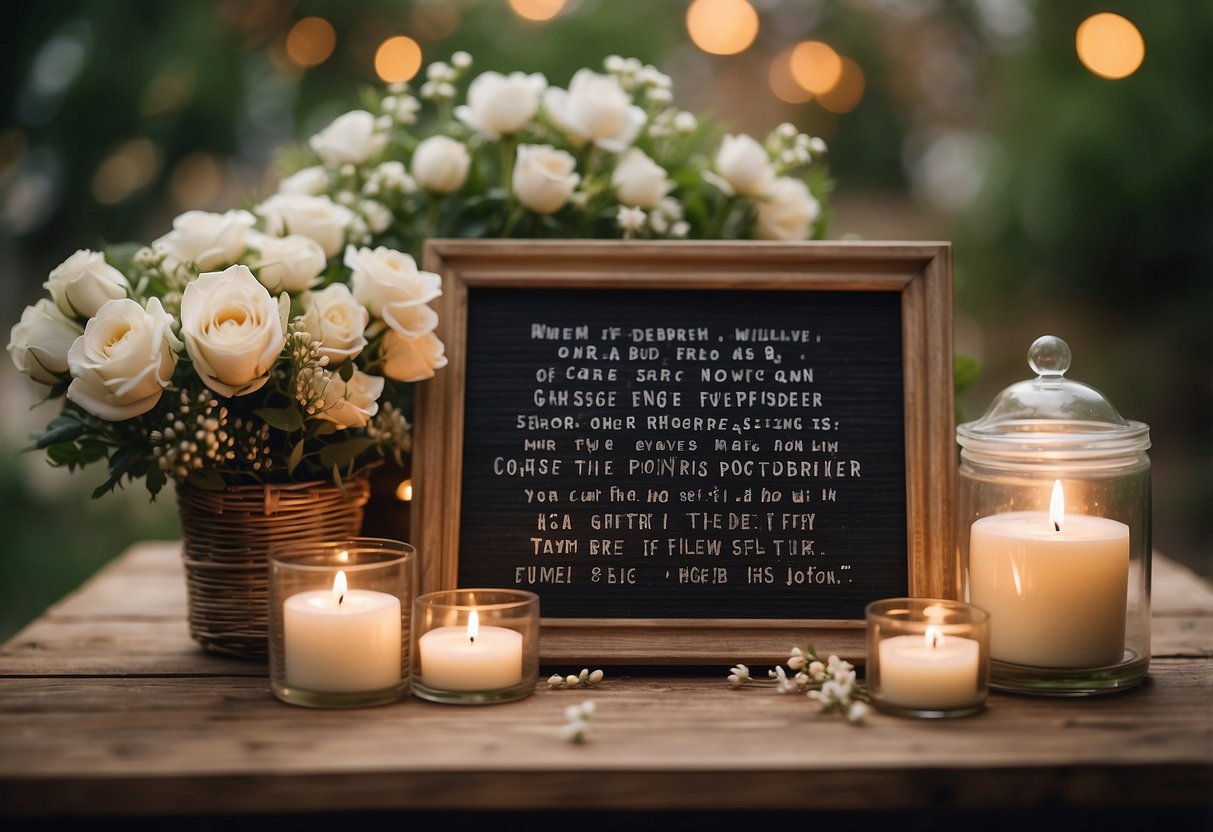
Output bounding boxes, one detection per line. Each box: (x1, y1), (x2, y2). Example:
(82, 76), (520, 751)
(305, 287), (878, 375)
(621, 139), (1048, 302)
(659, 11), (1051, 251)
(956, 335), (1150, 458)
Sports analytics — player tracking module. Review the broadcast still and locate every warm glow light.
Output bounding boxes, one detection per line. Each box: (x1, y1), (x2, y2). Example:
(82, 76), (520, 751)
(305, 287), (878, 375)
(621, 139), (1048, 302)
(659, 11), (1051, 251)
(467, 610), (480, 642)
(1076, 13), (1144, 80)
(396, 479), (414, 501)
(375, 36), (423, 84)
(925, 625), (944, 649)
(285, 17), (336, 69)
(768, 49), (813, 104)
(790, 40), (843, 95)
(687, 0), (759, 56)
(169, 153), (222, 210)
(508, 0), (567, 22)
(1050, 480), (1065, 532)
(818, 56), (865, 113)
(337, 549), (350, 563)
(92, 138), (161, 204)
(333, 570), (348, 602)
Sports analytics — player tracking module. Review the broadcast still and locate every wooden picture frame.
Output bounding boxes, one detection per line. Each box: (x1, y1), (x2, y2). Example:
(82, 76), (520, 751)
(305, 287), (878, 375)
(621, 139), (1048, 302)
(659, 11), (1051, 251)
(413, 240), (954, 664)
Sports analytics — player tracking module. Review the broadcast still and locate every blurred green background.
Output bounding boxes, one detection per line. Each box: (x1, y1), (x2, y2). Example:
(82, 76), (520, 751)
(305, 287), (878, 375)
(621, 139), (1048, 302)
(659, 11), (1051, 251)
(2, 0), (1209, 640)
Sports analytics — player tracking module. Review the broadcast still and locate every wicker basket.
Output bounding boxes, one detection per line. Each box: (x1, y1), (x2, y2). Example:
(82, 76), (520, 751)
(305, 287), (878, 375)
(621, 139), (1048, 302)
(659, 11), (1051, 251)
(178, 476), (372, 659)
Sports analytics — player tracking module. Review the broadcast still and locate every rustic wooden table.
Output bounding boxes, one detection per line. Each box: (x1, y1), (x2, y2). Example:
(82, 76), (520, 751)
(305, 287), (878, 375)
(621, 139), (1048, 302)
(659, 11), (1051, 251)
(1, 541), (1209, 824)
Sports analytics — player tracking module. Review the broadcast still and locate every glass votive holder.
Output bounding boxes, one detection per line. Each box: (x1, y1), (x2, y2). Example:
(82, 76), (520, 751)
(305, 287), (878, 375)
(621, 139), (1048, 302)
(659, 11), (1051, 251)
(269, 538), (414, 708)
(866, 598), (990, 719)
(411, 589), (539, 705)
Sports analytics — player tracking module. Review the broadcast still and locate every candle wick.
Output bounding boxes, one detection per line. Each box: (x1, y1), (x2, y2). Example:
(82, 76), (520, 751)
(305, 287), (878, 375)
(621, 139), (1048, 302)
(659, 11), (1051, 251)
(339, 593), (344, 606)
(469, 636), (475, 645)
(1053, 521), (1060, 532)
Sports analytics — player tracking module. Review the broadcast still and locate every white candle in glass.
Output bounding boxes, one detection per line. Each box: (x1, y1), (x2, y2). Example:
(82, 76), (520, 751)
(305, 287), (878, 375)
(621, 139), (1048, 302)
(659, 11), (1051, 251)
(283, 570), (402, 693)
(969, 481), (1129, 668)
(418, 610), (524, 691)
(877, 626), (981, 709)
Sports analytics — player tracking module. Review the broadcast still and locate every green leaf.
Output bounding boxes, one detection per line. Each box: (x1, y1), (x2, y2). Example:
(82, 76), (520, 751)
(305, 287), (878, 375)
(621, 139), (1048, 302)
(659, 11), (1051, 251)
(32, 414), (87, 450)
(318, 437), (376, 470)
(185, 469), (226, 491)
(287, 440), (305, 475)
(255, 406), (304, 432)
(338, 361), (355, 382)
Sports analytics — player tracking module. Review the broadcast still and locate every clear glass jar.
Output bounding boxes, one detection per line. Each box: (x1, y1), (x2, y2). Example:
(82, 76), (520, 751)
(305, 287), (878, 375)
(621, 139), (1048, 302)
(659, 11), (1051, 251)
(956, 336), (1150, 695)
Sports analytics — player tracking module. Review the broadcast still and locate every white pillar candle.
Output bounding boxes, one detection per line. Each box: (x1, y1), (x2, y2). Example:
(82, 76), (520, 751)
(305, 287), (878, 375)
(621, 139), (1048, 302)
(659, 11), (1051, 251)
(878, 627), (981, 709)
(969, 481), (1129, 668)
(418, 610), (524, 691)
(284, 570), (402, 693)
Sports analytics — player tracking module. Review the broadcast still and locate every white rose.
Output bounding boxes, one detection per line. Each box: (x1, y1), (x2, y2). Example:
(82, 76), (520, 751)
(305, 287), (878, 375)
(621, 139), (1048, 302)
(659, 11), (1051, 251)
(715, 134), (775, 198)
(455, 71), (547, 139)
(312, 370), (384, 429)
(611, 148), (673, 209)
(309, 110), (388, 166)
(7, 298), (84, 384)
(249, 232), (327, 294)
(543, 69), (645, 152)
(179, 264), (289, 397)
(299, 283), (368, 365)
(154, 210), (256, 272)
(42, 249), (129, 319)
(512, 144), (580, 215)
(346, 246), (441, 338)
(382, 330), (448, 382)
(65, 297), (181, 421)
(755, 177), (821, 241)
(278, 166), (329, 196)
(360, 200), (393, 234)
(411, 136), (470, 194)
(255, 193), (353, 259)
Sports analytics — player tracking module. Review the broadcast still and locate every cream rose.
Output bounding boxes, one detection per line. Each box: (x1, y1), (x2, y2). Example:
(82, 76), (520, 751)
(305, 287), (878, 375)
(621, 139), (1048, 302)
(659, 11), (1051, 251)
(43, 250), (130, 319)
(249, 232), (327, 294)
(65, 297), (181, 421)
(7, 298), (84, 384)
(455, 71), (547, 139)
(611, 148), (673, 209)
(715, 134), (775, 198)
(543, 69), (645, 152)
(382, 330), (448, 383)
(255, 193), (353, 259)
(755, 177), (821, 241)
(512, 144), (580, 215)
(346, 246), (441, 338)
(277, 165), (329, 196)
(299, 283), (368, 365)
(154, 210), (256, 272)
(309, 110), (388, 166)
(411, 136), (470, 194)
(312, 370), (384, 429)
(179, 264), (289, 397)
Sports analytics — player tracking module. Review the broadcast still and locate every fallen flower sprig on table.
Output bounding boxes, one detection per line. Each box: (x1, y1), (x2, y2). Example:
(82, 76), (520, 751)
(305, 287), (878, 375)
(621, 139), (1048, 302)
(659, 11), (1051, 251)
(727, 645), (869, 724)
(560, 701), (596, 744)
(548, 668), (605, 689)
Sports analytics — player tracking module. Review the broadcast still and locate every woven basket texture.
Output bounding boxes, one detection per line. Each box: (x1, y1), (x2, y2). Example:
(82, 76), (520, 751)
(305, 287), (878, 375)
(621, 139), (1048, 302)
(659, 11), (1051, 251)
(178, 477), (371, 659)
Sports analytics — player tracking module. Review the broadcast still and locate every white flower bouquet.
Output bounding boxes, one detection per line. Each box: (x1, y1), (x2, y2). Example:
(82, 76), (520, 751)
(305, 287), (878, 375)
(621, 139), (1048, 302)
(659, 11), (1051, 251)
(8, 53), (830, 499)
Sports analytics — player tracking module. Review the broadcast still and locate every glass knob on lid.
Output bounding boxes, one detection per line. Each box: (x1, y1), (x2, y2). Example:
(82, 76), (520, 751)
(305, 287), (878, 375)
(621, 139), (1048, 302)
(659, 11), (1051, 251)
(957, 335), (1149, 458)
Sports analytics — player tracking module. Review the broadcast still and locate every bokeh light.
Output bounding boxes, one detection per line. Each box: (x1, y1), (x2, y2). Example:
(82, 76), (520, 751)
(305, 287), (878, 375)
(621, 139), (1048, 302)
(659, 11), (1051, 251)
(818, 57), (865, 113)
(169, 152), (223, 211)
(768, 49), (813, 104)
(790, 40), (842, 95)
(92, 138), (161, 204)
(1076, 13), (1144, 80)
(508, 0), (567, 22)
(687, 0), (759, 56)
(375, 36), (423, 84)
(285, 17), (336, 69)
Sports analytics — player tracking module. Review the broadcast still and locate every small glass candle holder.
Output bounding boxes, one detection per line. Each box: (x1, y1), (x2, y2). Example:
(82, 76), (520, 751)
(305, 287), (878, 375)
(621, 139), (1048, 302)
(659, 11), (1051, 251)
(866, 598), (990, 719)
(411, 589), (539, 704)
(269, 538), (414, 708)
(957, 336), (1151, 696)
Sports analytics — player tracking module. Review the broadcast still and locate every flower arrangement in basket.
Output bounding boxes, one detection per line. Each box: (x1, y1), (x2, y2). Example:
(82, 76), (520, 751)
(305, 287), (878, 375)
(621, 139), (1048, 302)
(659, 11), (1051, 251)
(8, 53), (830, 656)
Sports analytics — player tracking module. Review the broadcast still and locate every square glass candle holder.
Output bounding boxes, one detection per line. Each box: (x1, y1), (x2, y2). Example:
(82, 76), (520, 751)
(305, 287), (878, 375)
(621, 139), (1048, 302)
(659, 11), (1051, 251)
(269, 538), (414, 708)
(866, 598), (990, 719)
(411, 589), (539, 704)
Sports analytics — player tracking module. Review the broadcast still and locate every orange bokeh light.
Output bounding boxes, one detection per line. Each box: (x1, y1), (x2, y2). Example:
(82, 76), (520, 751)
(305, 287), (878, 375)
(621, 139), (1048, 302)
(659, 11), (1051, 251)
(508, 0), (567, 22)
(375, 36), (423, 84)
(769, 49), (813, 104)
(1076, 13), (1144, 80)
(790, 40), (842, 95)
(818, 57), (865, 113)
(285, 17), (336, 69)
(687, 0), (759, 56)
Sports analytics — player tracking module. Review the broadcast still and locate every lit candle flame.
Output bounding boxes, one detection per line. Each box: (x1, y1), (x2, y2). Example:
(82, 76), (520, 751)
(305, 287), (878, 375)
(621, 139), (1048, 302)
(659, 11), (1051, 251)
(1050, 480), (1065, 532)
(467, 609), (479, 644)
(333, 570), (347, 606)
(925, 625), (944, 649)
